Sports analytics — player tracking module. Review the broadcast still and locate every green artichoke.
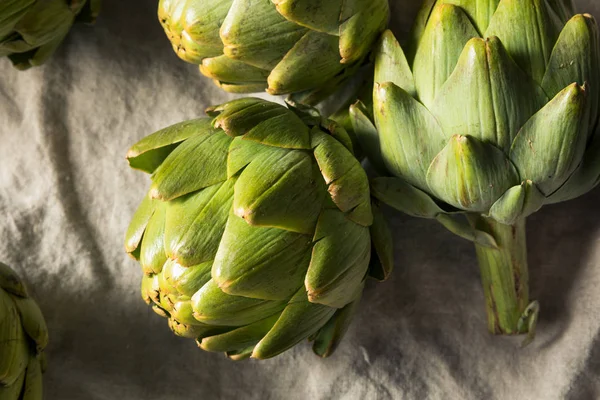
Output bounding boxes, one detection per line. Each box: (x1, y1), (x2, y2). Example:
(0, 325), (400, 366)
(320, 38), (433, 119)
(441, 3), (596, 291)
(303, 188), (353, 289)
(0, 263), (48, 400)
(157, 0), (389, 103)
(351, 0), (600, 344)
(0, 0), (100, 70)
(125, 98), (392, 359)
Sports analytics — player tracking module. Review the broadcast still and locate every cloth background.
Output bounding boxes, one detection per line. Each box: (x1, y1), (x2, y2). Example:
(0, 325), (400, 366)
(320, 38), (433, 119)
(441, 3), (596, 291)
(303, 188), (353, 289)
(1, 1), (599, 399)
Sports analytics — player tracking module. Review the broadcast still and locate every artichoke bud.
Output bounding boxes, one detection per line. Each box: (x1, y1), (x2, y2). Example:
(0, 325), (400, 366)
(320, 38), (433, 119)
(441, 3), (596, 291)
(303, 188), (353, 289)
(157, 0), (389, 101)
(125, 98), (393, 359)
(0, 0), (99, 69)
(0, 263), (47, 400)
(367, 0), (600, 219)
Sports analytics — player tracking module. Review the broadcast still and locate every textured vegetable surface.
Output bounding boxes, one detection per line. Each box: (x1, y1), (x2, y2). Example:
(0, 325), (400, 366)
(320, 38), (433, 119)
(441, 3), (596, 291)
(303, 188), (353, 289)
(157, 0), (389, 102)
(0, 262), (48, 400)
(351, 0), (600, 344)
(0, 0), (100, 69)
(125, 98), (393, 359)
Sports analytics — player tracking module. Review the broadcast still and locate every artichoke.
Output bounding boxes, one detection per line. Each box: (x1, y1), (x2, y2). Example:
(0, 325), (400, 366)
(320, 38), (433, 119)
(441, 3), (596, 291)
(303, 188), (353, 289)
(157, 0), (389, 103)
(125, 98), (392, 359)
(0, 263), (48, 400)
(0, 0), (100, 70)
(351, 0), (600, 343)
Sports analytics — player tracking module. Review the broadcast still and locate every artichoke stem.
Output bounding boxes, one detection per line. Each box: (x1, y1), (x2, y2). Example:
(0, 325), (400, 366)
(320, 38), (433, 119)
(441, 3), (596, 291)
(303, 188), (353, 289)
(470, 215), (533, 338)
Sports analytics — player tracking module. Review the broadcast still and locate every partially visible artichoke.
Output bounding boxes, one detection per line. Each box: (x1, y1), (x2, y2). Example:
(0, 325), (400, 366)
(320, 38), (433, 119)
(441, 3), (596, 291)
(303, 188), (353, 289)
(0, 0), (100, 70)
(158, 0), (389, 103)
(125, 98), (392, 360)
(0, 263), (48, 400)
(351, 0), (600, 343)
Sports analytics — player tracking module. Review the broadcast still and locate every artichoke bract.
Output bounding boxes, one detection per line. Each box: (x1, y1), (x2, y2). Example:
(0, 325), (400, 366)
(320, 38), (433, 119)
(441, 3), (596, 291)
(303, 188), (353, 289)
(157, 0), (389, 104)
(0, 263), (48, 400)
(125, 98), (393, 360)
(351, 0), (600, 344)
(0, 0), (100, 70)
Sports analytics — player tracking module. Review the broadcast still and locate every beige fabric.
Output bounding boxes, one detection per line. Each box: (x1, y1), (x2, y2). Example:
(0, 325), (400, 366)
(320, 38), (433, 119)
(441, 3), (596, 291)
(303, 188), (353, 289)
(0, 1), (598, 399)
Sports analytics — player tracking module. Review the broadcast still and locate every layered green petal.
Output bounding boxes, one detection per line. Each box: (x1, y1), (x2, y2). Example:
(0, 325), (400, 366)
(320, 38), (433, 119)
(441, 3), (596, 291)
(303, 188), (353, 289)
(426, 135), (519, 212)
(485, 0), (562, 84)
(413, 3), (480, 109)
(510, 83), (588, 196)
(374, 82), (446, 191)
(306, 209), (370, 308)
(431, 37), (548, 152)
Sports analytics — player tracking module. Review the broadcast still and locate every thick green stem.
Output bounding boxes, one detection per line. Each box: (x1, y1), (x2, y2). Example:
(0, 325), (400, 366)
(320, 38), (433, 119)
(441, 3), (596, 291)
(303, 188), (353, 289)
(470, 215), (531, 336)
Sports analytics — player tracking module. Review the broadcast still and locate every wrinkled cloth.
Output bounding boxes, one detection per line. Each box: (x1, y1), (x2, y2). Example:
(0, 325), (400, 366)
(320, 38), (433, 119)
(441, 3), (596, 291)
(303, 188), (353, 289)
(0, 1), (599, 399)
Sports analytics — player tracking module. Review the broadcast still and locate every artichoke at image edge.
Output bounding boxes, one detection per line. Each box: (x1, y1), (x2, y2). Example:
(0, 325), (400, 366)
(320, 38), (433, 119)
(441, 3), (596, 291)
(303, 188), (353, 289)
(125, 98), (393, 360)
(0, 262), (48, 400)
(157, 0), (389, 104)
(350, 0), (600, 344)
(0, 0), (100, 70)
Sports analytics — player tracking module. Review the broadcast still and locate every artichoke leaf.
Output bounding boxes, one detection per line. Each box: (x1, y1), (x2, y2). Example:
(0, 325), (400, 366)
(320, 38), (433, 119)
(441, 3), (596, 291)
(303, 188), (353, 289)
(405, 0), (437, 63)
(485, 0), (563, 84)
(213, 214), (312, 300)
(268, 30), (344, 95)
(13, 0), (73, 47)
(221, 0), (307, 70)
(413, 3), (480, 109)
(125, 192), (156, 256)
(164, 180), (234, 266)
(0, 262), (27, 297)
(510, 83), (588, 196)
(306, 209), (371, 308)
(0, 289), (29, 387)
(311, 129), (372, 226)
(374, 82), (446, 191)
(367, 204), (394, 281)
(312, 293), (361, 357)
(150, 130), (232, 201)
(349, 101), (387, 175)
(488, 181), (546, 225)
(139, 201), (168, 276)
(234, 148), (323, 233)
(200, 55), (270, 83)
(548, 124), (600, 203)
(159, 0), (232, 62)
(127, 118), (215, 174)
(199, 314), (279, 353)
(0, 0), (35, 39)
(436, 213), (498, 248)
(374, 29), (416, 99)
(440, 0), (500, 35)
(338, 0), (389, 64)
(163, 260), (213, 297)
(431, 37), (548, 152)
(252, 288), (336, 359)
(272, 0), (341, 35)
(0, 368), (25, 399)
(12, 296), (49, 350)
(192, 280), (287, 327)
(542, 14), (600, 132)
(426, 134), (520, 212)
(370, 177), (444, 219)
(21, 355), (43, 400)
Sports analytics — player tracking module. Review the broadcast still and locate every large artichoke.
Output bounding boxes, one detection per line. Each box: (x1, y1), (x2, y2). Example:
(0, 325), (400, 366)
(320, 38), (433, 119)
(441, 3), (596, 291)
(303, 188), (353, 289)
(351, 0), (600, 343)
(0, 0), (100, 70)
(157, 0), (389, 103)
(125, 98), (392, 359)
(0, 263), (48, 400)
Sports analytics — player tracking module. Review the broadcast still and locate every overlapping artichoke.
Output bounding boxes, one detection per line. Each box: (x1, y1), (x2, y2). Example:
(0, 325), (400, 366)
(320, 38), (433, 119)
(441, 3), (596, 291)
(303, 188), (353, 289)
(351, 0), (600, 341)
(0, 263), (48, 400)
(157, 0), (389, 103)
(125, 98), (392, 359)
(0, 0), (100, 70)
